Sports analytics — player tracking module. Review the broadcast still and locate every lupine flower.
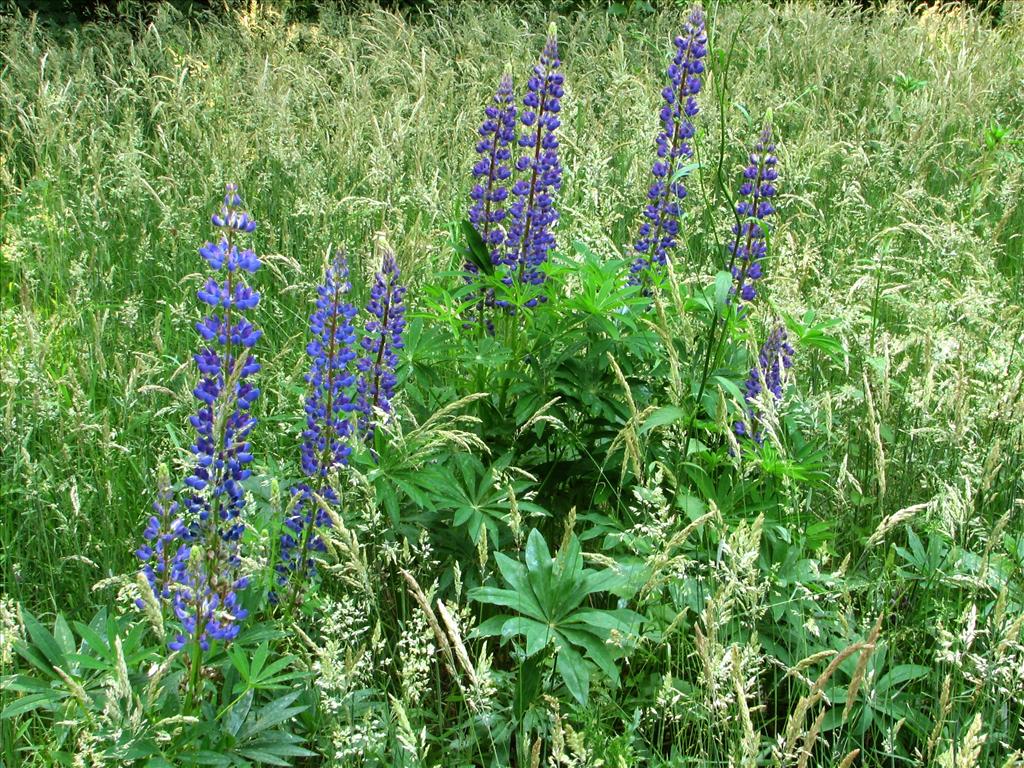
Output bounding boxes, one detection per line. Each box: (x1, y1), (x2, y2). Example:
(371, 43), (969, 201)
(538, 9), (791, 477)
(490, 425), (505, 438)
(506, 23), (563, 305)
(136, 464), (187, 604)
(168, 545), (246, 651)
(735, 325), (794, 443)
(464, 70), (518, 332)
(277, 253), (357, 597)
(469, 70), (518, 267)
(141, 183), (260, 652)
(729, 125), (779, 307)
(356, 251), (406, 441)
(631, 9), (708, 286)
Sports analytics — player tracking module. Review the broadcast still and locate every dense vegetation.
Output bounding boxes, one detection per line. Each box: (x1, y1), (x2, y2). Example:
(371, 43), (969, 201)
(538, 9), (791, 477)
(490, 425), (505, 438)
(1, 2), (1022, 766)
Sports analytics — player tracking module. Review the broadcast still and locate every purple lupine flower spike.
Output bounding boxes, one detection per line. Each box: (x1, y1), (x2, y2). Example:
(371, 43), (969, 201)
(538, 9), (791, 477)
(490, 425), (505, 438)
(631, 8), (708, 286)
(469, 69), (518, 266)
(276, 253), (358, 598)
(137, 185), (257, 652)
(172, 183), (260, 649)
(357, 251), (406, 442)
(464, 68), (518, 332)
(136, 463), (187, 605)
(730, 125), (779, 307)
(734, 325), (794, 443)
(167, 544), (246, 652)
(506, 23), (563, 306)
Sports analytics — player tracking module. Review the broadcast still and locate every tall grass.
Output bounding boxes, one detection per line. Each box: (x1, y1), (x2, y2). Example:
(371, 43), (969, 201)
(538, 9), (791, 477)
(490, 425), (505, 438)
(1, 2), (1022, 765)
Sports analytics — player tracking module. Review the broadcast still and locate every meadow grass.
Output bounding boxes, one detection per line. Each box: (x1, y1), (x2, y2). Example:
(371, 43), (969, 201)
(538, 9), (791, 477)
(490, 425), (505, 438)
(1, 2), (1023, 765)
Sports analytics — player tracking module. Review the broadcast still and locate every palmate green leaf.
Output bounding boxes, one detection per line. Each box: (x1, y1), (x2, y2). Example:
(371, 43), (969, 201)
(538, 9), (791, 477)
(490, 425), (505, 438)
(472, 528), (645, 706)
(236, 690), (307, 741)
(557, 626), (619, 685)
(554, 638), (590, 706)
(524, 528), (555, 614)
(469, 587), (545, 623)
(20, 610), (66, 671)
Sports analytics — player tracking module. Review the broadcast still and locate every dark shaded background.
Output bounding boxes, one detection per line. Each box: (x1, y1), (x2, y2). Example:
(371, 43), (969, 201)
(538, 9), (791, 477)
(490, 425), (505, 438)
(7, 0), (1014, 26)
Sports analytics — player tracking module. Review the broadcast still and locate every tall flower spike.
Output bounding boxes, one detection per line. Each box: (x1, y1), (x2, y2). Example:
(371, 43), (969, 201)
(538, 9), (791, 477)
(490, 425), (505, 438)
(729, 125), (779, 308)
(734, 325), (794, 444)
(136, 463), (187, 605)
(168, 545), (247, 651)
(469, 69), (518, 267)
(277, 253), (358, 598)
(464, 69), (518, 332)
(178, 183), (260, 647)
(357, 251), (406, 442)
(631, 8), (708, 286)
(506, 23), (563, 306)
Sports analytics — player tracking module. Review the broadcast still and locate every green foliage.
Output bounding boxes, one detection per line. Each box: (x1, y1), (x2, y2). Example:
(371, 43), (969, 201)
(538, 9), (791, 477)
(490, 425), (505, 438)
(1, 1), (1023, 767)
(1, 610), (314, 766)
(472, 528), (643, 705)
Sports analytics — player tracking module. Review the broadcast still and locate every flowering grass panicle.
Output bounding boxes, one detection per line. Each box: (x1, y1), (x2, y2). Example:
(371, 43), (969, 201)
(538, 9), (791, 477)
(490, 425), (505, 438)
(735, 324), (794, 443)
(277, 253), (358, 595)
(357, 251), (407, 440)
(730, 126), (779, 307)
(631, 8), (708, 285)
(506, 24), (563, 304)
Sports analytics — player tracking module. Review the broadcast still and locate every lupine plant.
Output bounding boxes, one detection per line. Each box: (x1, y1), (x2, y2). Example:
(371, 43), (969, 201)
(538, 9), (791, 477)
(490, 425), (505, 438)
(463, 24), (564, 318)
(356, 250), (407, 442)
(276, 253), (358, 604)
(630, 8), (708, 287)
(463, 69), (517, 334)
(730, 125), (779, 307)
(735, 324), (796, 443)
(135, 184), (263, 705)
(5, 6), (1022, 768)
(506, 23), (563, 301)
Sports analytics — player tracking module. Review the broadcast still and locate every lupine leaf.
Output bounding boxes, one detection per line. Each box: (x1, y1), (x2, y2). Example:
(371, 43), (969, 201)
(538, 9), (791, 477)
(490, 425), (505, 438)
(554, 639), (590, 705)
(558, 626), (619, 685)
(469, 587), (544, 622)
(72, 621), (112, 664)
(640, 405), (687, 434)
(224, 689), (254, 738)
(21, 611), (65, 670)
